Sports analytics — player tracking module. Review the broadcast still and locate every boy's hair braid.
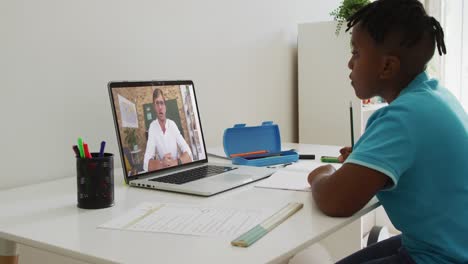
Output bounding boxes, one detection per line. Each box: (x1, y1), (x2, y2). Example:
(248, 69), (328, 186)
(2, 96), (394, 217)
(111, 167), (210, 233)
(345, 0), (446, 56)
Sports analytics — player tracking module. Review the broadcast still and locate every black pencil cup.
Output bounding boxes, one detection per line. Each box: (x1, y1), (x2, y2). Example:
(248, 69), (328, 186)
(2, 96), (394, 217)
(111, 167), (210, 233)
(76, 153), (114, 209)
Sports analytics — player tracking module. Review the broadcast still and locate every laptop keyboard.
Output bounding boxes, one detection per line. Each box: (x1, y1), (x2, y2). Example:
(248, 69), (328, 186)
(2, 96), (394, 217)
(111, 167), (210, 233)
(150, 165), (237, 185)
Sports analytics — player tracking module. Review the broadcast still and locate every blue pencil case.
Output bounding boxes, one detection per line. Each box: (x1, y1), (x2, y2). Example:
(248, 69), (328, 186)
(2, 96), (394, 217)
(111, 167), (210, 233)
(223, 121), (299, 167)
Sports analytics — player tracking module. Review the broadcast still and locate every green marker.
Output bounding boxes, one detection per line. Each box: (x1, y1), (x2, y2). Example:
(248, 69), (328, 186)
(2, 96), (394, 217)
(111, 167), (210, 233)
(77, 137), (85, 158)
(320, 156), (340, 163)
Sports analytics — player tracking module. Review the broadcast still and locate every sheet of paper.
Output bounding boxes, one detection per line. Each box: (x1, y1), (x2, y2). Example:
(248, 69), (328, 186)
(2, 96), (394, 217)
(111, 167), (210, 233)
(99, 202), (274, 237)
(256, 170), (312, 192)
(255, 162), (342, 192)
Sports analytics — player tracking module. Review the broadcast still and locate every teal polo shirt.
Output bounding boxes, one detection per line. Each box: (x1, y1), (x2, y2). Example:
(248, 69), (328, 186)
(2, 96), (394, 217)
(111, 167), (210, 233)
(345, 72), (468, 263)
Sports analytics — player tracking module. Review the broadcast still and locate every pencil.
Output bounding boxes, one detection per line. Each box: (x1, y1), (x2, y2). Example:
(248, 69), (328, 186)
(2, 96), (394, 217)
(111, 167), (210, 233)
(231, 202), (303, 247)
(349, 101), (355, 148)
(230, 150), (268, 158)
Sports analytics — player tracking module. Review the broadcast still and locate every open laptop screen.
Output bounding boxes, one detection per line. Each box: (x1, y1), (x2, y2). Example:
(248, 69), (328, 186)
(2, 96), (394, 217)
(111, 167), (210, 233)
(109, 81), (207, 179)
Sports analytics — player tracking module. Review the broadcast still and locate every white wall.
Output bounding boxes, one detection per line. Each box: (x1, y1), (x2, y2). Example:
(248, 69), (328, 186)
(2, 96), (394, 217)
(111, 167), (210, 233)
(2, 1), (342, 262)
(0, 0), (339, 190)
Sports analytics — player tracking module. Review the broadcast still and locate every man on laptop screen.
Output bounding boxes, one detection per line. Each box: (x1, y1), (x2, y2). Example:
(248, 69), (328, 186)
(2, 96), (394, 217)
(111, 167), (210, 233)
(144, 88), (193, 171)
(110, 83), (206, 177)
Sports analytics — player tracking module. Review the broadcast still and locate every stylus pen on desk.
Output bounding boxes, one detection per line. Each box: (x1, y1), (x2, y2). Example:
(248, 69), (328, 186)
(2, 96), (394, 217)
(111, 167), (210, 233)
(290, 149), (315, 160)
(299, 154), (315, 160)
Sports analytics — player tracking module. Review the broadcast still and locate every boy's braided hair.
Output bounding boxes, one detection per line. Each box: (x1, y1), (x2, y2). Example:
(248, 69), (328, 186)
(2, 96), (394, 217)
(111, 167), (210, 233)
(345, 0), (446, 56)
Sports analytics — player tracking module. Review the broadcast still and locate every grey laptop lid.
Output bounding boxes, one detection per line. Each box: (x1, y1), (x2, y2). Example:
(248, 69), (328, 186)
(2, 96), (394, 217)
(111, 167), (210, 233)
(108, 80), (210, 183)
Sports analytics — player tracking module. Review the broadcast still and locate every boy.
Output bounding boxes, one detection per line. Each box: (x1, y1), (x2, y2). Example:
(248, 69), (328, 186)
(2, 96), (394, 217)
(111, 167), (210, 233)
(307, 0), (468, 263)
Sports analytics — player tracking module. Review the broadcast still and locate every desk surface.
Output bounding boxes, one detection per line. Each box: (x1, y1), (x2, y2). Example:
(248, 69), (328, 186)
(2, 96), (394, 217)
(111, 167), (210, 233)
(0, 143), (379, 264)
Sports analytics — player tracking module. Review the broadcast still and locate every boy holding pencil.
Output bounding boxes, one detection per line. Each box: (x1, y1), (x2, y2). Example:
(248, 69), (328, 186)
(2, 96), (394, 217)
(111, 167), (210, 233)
(307, 0), (468, 263)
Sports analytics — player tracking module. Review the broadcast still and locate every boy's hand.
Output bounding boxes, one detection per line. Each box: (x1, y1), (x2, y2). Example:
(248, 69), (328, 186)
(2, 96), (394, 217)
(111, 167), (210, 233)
(338, 147), (352, 163)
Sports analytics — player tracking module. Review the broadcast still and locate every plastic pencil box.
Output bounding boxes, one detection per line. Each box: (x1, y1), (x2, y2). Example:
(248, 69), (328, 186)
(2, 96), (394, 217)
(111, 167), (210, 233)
(223, 121), (299, 167)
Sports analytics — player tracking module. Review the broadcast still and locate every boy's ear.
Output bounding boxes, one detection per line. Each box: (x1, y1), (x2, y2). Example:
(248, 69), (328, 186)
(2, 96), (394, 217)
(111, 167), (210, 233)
(380, 55), (400, 79)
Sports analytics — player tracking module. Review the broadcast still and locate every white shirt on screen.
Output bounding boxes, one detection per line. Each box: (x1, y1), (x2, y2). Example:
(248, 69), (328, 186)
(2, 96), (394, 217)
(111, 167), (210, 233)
(143, 119), (193, 171)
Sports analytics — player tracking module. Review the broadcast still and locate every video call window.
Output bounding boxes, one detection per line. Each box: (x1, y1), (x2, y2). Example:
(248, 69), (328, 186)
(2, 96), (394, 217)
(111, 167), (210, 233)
(111, 84), (206, 177)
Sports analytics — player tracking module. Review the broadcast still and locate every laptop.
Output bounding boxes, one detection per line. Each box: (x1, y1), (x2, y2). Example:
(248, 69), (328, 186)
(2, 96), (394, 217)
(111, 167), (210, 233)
(108, 80), (274, 196)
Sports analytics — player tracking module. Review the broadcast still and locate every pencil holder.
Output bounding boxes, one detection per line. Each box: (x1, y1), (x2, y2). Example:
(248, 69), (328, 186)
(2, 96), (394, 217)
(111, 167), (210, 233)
(76, 153), (114, 209)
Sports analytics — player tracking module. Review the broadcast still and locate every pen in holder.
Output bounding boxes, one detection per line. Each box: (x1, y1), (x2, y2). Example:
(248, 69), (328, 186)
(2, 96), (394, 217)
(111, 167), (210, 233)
(76, 153), (114, 209)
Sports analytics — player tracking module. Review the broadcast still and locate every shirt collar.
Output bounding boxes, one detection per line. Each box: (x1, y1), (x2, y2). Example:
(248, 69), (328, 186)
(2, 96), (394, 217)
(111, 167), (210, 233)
(399, 71), (430, 96)
(158, 119), (168, 131)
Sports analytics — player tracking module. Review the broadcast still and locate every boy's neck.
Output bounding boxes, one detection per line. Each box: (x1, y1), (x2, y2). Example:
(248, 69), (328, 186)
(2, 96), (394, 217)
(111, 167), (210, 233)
(380, 73), (419, 103)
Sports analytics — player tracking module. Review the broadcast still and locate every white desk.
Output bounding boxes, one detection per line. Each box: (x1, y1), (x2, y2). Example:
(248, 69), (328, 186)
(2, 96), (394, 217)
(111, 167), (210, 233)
(0, 144), (379, 264)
